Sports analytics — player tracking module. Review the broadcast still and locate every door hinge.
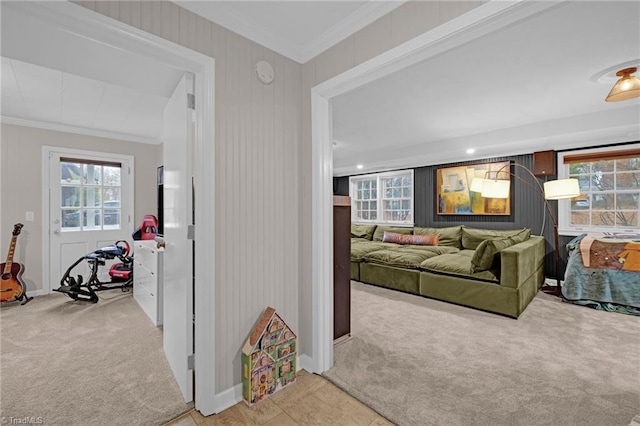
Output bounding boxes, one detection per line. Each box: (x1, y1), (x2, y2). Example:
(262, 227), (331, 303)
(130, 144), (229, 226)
(187, 93), (195, 110)
(187, 354), (195, 370)
(187, 224), (195, 240)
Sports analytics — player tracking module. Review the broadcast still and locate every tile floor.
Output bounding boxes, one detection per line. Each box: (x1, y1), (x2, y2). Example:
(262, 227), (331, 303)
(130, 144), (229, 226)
(164, 370), (393, 425)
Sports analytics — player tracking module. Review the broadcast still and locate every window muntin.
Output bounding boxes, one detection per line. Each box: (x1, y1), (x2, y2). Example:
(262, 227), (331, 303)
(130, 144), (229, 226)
(60, 160), (122, 231)
(558, 146), (640, 235)
(350, 170), (413, 225)
(353, 178), (378, 221)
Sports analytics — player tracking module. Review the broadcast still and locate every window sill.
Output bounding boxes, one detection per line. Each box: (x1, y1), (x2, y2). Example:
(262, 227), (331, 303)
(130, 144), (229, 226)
(352, 221), (414, 227)
(559, 228), (640, 237)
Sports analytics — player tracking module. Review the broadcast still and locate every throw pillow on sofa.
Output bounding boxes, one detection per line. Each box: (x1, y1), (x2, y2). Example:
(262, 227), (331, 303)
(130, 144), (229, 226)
(471, 237), (517, 272)
(462, 227), (530, 250)
(470, 228), (531, 272)
(373, 226), (413, 241)
(508, 228), (531, 244)
(382, 231), (440, 246)
(413, 226), (463, 249)
(351, 224), (377, 240)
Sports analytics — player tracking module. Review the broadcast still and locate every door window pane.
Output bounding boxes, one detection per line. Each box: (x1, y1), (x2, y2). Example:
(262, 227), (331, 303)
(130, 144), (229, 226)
(61, 162), (82, 184)
(60, 159), (122, 232)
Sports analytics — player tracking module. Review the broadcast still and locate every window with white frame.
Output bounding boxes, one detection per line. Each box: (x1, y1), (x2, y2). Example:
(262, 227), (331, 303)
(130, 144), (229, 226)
(350, 170), (414, 225)
(558, 145), (640, 235)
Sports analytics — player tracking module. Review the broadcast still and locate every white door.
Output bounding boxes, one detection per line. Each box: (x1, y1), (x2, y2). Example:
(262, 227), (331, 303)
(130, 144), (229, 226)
(162, 73), (195, 402)
(48, 151), (133, 291)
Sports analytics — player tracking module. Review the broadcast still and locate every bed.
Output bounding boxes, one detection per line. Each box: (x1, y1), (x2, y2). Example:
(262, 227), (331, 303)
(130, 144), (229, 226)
(562, 233), (640, 316)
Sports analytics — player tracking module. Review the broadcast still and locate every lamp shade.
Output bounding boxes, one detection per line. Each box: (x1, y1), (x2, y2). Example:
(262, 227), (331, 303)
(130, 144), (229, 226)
(469, 177), (485, 193)
(605, 67), (640, 102)
(481, 179), (510, 199)
(543, 178), (580, 200)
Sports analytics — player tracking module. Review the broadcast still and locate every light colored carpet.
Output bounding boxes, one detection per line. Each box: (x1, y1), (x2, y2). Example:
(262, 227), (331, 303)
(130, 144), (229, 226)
(1, 291), (191, 425)
(325, 281), (640, 426)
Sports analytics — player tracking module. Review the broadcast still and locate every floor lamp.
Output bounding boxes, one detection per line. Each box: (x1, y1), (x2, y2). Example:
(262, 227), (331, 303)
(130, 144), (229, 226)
(471, 163), (580, 296)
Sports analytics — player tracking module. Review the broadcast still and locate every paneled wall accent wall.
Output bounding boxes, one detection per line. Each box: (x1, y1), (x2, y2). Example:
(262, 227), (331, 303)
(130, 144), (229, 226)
(335, 153), (563, 278)
(74, 1), (302, 393)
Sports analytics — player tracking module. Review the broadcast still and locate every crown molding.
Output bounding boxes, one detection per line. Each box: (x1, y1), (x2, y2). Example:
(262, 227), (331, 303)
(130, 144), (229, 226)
(177, 1), (405, 64)
(300, 1), (405, 63)
(1, 116), (158, 145)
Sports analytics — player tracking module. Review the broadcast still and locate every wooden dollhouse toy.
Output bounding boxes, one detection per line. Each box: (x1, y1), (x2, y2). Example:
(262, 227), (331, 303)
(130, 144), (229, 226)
(242, 306), (297, 405)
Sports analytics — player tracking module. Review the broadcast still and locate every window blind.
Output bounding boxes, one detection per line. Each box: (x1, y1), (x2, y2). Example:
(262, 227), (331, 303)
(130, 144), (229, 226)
(563, 148), (640, 164)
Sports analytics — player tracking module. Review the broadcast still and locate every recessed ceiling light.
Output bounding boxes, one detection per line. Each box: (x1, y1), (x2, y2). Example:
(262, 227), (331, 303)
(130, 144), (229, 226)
(466, 148), (475, 154)
(356, 164), (364, 169)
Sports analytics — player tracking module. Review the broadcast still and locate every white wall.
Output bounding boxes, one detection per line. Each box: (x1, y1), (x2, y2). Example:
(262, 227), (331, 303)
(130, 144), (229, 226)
(0, 123), (159, 293)
(71, 0), (302, 393)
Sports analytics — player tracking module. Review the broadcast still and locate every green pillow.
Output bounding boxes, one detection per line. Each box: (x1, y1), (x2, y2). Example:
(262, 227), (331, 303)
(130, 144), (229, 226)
(373, 226), (413, 242)
(351, 224), (377, 240)
(414, 226), (462, 249)
(509, 228), (531, 244)
(471, 237), (517, 272)
(462, 227), (530, 250)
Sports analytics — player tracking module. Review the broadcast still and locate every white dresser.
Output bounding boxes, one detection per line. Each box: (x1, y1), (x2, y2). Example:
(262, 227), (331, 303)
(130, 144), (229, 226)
(133, 240), (163, 326)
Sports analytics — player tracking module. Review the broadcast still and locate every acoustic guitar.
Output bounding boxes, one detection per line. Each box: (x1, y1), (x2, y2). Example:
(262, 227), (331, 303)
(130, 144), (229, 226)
(1, 223), (32, 304)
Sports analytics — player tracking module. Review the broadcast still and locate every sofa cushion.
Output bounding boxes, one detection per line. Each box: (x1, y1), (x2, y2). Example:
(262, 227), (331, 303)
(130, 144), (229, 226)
(373, 226), (413, 242)
(509, 228), (532, 244)
(351, 224), (377, 240)
(471, 237), (516, 272)
(420, 253), (499, 283)
(461, 227), (530, 250)
(413, 226), (463, 249)
(383, 232), (440, 246)
(350, 240), (396, 262)
(364, 245), (459, 269)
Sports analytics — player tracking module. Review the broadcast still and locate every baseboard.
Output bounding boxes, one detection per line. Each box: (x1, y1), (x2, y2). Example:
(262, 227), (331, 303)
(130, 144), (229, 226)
(298, 354), (315, 373)
(209, 383), (243, 415)
(198, 354), (316, 417)
(333, 334), (352, 347)
(25, 289), (48, 297)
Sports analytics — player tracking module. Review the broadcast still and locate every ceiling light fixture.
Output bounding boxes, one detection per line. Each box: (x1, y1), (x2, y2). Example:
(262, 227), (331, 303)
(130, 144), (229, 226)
(466, 148), (475, 154)
(605, 67), (640, 102)
(356, 164), (364, 170)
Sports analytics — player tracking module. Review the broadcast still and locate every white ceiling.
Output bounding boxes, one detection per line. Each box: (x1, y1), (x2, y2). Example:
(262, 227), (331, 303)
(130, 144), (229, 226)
(175, 1), (405, 63)
(2, 58), (170, 143)
(0, 1), (184, 144)
(1, 1), (639, 173)
(332, 1), (640, 175)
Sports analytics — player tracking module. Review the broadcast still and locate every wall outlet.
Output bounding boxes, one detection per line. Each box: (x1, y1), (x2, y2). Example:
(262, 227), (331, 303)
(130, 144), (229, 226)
(26, 211), (34, 222)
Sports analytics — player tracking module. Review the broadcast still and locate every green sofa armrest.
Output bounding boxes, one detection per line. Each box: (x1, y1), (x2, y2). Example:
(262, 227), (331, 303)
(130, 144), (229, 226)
(499, 236), (545, 289)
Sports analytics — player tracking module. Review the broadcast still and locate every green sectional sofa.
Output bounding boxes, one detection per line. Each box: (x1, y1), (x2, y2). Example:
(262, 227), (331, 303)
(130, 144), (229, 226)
(350, 224), (545, 318)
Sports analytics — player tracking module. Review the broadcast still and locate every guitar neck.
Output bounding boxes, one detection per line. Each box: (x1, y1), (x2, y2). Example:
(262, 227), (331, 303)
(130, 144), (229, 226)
(3, 236), (17, 274)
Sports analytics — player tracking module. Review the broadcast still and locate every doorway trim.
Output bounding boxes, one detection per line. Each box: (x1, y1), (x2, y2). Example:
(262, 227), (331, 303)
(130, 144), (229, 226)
(310, 1), (562, 372)
(23, 1), (218, 415)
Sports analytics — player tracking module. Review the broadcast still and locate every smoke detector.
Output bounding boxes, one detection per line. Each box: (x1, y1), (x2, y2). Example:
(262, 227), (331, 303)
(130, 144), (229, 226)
(255, 60), (274, 84)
